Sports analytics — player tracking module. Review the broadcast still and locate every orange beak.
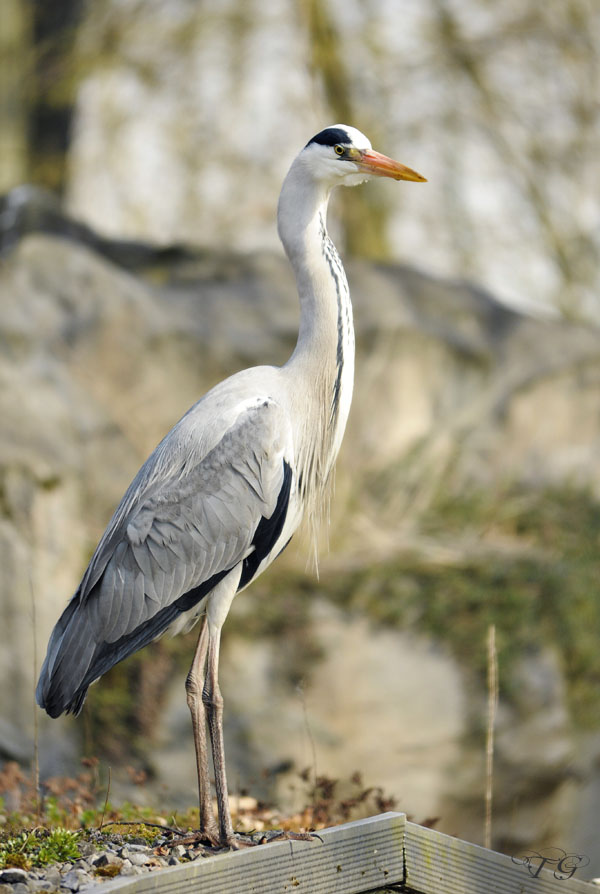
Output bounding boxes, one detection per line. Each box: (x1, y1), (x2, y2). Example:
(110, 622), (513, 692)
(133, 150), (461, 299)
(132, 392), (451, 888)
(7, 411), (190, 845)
(357, 149), (427, 182)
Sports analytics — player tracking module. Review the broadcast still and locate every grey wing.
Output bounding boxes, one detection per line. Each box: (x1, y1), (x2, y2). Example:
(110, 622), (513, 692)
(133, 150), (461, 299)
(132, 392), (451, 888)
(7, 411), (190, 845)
(92, 400), (292, 642)
(36, 398), (294, 717)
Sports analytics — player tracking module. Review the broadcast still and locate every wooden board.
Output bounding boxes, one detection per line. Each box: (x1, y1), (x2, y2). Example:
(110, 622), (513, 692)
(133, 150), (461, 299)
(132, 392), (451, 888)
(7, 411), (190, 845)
(84, 813), (597, 894)
(405, 821), (596, 893)
(88, 812), (405, 894)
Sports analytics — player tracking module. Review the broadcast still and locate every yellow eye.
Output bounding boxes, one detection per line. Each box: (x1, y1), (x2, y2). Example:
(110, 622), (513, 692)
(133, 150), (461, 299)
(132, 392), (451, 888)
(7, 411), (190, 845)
(334, 144), (345, 156)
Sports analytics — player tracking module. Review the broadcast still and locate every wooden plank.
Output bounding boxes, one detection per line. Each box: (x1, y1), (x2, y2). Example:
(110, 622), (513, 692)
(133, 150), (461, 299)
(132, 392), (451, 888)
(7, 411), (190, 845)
(405, 821), (596, 893)
(85, 812), (405, 894)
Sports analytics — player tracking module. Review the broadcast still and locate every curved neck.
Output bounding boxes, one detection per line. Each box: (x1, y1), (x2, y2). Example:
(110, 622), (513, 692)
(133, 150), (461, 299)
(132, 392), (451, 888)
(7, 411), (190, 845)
(277, 159), (354, 382)
(277, 158), (355, 510)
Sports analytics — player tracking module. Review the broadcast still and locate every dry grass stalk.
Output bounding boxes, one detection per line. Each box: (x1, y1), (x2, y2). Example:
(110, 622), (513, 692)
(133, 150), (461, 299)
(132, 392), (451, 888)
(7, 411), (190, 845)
(484, 623), (498, 849)
(29, 570), (40, 821)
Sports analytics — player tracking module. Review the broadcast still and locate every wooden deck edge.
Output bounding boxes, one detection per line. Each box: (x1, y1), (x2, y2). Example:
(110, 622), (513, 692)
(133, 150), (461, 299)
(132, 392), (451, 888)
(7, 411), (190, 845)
(82, 813), (597, 894)
(405, 821), (596, 893)
(84, 812), (406, 894)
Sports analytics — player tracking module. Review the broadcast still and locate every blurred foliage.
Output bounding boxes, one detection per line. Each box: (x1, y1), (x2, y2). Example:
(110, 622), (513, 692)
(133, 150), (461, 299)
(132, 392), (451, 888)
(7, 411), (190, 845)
(424, 0), (599, 317)
(0, 757), (400, 867)
(299, 0), (390, 259)
(0, 0), (83, 193)
(0, 756), (186, 833)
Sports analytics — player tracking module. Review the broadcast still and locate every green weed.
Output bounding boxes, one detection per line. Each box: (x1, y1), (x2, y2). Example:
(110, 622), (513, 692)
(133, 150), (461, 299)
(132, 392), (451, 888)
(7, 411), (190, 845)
(0, 828), (81, 869)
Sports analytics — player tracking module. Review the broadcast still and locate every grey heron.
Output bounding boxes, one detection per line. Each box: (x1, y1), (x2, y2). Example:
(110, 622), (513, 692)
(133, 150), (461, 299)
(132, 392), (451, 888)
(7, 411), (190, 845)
(36, 125), (426, 846)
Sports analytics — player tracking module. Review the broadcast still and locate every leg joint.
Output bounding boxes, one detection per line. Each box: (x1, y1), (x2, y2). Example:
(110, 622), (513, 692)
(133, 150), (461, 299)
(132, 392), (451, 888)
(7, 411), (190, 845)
(185, 670), (202, 699)
(202, 686), (223, 711)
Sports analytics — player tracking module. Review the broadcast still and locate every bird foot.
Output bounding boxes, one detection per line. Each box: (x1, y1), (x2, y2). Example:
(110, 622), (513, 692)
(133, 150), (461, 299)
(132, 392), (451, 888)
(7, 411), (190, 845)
(167, 827), (318, 851)
(258, 829), (321, 845)
(168, 829), (222, 849)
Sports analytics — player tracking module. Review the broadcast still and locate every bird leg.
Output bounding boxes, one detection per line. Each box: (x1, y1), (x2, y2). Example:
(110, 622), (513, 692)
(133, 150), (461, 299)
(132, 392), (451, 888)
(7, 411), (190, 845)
(185, 619), (219, 842)
(204, 626), (236, 846)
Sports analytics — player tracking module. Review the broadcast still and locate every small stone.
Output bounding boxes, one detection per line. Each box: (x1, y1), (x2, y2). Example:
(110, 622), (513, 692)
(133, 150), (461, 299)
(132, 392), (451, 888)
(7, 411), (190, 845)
(127, 854), (150, 867)
(60, 869), (91, 892)
(172, 845), (186, 859)
(167, 857), (179, 866)
(73, 861), (91, 874)
(91, 853), (123, 868)
(0, 870), (28, 885)
(43, 868), (62, 887)
(12, 884), (30, 894)
(118, 861), (137, 877)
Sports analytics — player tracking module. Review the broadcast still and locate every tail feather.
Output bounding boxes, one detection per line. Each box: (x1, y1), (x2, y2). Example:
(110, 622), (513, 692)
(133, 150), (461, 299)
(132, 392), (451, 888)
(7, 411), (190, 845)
(36, 594), (95, 717)
(37, 567), (229, 718)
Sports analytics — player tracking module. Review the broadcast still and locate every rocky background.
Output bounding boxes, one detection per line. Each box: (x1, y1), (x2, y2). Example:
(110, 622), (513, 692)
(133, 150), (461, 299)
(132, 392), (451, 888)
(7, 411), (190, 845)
(1, 0), (599, 881)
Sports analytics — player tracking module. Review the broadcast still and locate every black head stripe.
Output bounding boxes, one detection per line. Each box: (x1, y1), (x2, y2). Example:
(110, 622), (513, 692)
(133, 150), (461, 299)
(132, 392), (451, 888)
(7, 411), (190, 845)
(306, 127), (351, 149)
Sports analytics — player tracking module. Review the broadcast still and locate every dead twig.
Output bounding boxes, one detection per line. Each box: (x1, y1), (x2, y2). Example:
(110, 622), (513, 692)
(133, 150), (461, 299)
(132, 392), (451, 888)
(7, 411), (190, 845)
(484, 623), (498, 849)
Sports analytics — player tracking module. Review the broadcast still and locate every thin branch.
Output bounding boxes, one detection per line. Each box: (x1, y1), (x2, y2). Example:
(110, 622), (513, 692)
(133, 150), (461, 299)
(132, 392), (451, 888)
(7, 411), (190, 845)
(99, 766), (111, 832)
(297, 681), (318, 802)
(29, 569), (41, 821)
(484, 623), (498, 850)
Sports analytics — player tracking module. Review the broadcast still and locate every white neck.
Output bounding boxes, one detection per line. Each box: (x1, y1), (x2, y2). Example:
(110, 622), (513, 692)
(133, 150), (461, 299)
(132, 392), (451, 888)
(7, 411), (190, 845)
(277, 157), (355, 525)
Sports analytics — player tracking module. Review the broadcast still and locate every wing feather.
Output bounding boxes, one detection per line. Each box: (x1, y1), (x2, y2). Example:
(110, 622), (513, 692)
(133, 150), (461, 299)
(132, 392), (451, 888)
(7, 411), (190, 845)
(36, 396), (296, 716)
(146, 534), (172, 574)
(101, 399), (293, 636)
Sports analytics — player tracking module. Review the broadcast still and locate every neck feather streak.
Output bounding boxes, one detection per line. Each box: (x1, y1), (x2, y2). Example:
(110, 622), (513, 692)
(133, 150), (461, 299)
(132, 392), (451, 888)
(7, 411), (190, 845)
(278, 165), (355, 556)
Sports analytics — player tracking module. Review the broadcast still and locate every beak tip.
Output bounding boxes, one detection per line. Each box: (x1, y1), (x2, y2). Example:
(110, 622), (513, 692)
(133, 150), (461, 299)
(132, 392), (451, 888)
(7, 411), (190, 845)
(395, 173), (427, 183)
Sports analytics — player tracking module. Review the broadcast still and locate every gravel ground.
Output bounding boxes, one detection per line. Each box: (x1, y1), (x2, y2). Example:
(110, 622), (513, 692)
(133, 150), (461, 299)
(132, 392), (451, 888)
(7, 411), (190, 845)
(0, 833), (216, 892)
(0, 829), (304, 893)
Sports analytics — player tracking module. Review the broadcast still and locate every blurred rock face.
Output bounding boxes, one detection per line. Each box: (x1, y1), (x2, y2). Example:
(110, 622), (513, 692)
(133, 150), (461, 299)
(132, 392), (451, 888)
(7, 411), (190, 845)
(155, 603), (468, 824)
(1, 200), (600, 860)
(63, 0), (600, 319)
(66, 0), (314, 251)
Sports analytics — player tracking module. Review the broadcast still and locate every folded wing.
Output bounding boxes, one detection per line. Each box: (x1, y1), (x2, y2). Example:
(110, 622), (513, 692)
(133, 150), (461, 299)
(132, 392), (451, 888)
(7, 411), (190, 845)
(36, 398), (294, 717)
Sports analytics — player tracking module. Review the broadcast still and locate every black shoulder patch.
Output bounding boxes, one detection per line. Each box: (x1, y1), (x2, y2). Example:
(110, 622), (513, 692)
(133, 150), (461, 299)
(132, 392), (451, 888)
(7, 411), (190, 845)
(238, 459), (293, 590)
(306, 127), (351, 148)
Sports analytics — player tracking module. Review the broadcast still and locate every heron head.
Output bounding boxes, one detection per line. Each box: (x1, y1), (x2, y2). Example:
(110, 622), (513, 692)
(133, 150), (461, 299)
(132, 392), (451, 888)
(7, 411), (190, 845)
(302, 124), (426, 188)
